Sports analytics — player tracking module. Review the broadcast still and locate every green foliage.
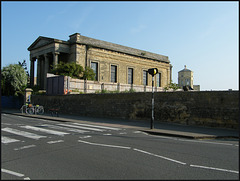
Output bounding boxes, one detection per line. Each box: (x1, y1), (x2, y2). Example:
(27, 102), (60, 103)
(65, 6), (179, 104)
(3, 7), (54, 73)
(51, 62), (84, 79)
(83, 66), (96, 80)
(164, 80), (180, 91)
(95, 88), (136, 94)
(51, 62), (95, 80)
(1, 64), (28, 96)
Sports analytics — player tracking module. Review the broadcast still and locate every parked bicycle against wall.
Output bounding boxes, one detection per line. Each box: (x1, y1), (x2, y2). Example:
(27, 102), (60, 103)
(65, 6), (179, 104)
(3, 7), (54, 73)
(20, 103), (44, 115)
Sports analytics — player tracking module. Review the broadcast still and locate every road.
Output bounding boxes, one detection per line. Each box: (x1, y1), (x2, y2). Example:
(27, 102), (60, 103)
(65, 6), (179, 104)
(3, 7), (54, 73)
(1, 114), (239, 180)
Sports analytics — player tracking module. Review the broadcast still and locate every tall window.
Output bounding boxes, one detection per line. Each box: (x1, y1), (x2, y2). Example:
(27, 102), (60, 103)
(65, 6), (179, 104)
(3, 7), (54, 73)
(111, 65), (117, 83)
(143, 70), (148, 85)
(128, 68), (133, 84)
(91, 62), (98, 81)
(156, 73), (161, 87)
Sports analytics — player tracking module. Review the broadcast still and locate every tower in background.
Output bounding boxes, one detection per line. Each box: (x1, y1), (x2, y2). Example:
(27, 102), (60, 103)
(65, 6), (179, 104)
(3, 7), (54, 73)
(178, 65), (200, 91)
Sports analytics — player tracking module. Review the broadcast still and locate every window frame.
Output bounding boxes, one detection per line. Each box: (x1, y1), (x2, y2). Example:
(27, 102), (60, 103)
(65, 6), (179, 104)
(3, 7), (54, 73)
(143, 70), (148, 86)
(111, 65), (117, 83)
(128, 67), (134, 84)
(90, 61), (99, 81)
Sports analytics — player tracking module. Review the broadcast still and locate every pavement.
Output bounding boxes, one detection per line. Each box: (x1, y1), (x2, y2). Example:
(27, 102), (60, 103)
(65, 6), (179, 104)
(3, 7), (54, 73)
(1, 108), (239, 140)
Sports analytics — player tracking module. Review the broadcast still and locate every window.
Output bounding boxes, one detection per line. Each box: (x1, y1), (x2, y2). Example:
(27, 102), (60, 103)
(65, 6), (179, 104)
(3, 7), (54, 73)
(156, 73), (161, 87)
(143, 70), (148, 85)
(91, 62), (98, 81)
(111, 65), (117, 83)
(128, 68), (133, 84)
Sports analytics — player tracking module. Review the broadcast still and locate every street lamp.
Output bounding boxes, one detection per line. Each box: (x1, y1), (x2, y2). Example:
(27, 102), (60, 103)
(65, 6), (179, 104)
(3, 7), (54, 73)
(147, 68), (158, 129)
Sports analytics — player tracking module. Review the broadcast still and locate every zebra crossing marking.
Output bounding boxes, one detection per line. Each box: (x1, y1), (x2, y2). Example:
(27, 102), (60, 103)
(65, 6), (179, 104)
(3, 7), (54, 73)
(2, 122), (123, 146)
(20, 125), (69, 136)
(57, 123), (104, 132)
(39, 124), (89, 133)
(2, 127), (46, 140)
(72, 123), (121, 130)
(2, 136), (20, 144)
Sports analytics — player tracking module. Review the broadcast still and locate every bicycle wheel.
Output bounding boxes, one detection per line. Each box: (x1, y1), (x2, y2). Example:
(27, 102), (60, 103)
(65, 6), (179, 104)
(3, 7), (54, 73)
(37, 106), (44, 114)
(20, 105), (27, 113)
(27, 107), (34, 114)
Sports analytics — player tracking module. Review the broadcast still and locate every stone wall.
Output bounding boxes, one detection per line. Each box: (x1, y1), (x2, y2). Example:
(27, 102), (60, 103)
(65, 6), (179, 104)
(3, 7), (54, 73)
(31, 91), (239, 129)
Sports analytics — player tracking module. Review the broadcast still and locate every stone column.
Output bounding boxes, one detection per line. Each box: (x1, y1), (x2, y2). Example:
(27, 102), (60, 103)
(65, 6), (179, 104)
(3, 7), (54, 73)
(40, 57), (44, 89)
(44, 54), (50, 90)
(37, 56), (41, 87)
(53, 52), (60, 69)
(30, 57), (36, 88)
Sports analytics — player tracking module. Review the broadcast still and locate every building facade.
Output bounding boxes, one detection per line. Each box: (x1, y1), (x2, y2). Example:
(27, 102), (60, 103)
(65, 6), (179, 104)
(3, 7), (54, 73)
(178, 65), (200, 91)
(28, 33), (172, 90)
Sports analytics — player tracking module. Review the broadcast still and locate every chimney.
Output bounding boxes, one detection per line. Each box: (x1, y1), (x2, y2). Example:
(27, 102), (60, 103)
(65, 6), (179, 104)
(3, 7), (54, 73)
(69, 33), (81, 42)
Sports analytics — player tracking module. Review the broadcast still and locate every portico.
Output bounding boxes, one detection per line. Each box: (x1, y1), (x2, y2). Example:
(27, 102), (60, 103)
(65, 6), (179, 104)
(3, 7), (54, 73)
(28, 36), (70, 89)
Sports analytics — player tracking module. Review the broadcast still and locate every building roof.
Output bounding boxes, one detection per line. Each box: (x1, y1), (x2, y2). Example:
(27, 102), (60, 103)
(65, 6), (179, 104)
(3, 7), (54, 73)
(28, 33), (170, 64)
(179, 65), (192, 72)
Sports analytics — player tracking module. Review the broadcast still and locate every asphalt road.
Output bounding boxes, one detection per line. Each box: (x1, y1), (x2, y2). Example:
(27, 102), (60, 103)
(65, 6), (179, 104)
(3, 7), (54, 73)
(1, 114), (239, 180)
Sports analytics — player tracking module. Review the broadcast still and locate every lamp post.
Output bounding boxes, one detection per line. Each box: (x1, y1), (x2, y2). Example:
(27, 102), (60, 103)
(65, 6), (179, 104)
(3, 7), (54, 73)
(148, 68), (158, 129)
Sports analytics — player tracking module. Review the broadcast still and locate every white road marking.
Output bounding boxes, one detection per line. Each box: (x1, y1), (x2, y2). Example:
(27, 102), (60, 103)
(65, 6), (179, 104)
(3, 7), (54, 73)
(79, 135), (92, 139)
(78, 140), (131, 149)
(190, 164), (239, 174)
(20, 125), (69, 136)
(103, 133), (112, 136)
(40, 124), (89, 133)
(133, 148), (187, 165)
(119, 132), (127, 134)
(47, 140), (64, 144)
(2, 127), (46, 140)
(72, 123), (121, 130)
(2, 136), (20, 144)
(58, 123), (104, 132)
(1, 168), (25, 177)
(14, 144), (36, 151)
(1, 123), (12, 125)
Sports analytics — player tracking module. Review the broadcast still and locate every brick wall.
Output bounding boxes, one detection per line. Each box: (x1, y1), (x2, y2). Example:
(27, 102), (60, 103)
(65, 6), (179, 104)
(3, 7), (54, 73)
(32, 91), (239, 129)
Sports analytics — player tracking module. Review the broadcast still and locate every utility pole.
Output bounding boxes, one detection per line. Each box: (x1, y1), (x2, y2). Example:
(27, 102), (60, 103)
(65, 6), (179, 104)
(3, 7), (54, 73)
(148, 68), (158, 129)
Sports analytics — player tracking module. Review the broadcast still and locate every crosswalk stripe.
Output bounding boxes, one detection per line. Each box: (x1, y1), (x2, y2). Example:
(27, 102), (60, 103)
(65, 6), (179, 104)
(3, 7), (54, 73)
(2, 127), (46, 140)
(1, 136), (20, 144)
(40, 124), (89, 133)
(72, 123), (121, 130)
(58, 123), (104, 132)
(20, 125), (69, 136)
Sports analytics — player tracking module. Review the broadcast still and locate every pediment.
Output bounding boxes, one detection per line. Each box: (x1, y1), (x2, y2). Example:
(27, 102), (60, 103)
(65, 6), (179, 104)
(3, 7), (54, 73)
(28, 36), (54, 51)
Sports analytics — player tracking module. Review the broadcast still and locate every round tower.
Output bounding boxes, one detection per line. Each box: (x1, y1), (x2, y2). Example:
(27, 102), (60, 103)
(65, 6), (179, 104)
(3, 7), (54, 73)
(178, 65), (193, 88)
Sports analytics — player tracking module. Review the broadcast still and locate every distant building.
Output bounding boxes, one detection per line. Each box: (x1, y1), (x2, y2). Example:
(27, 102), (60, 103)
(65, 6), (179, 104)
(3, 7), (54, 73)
(178, 65), (200, 91)
(28, 33), (172, 90)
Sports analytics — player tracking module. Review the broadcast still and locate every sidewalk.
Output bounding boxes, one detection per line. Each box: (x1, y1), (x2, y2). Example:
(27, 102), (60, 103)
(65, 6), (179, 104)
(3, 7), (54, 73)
(1, 108), (239, 140)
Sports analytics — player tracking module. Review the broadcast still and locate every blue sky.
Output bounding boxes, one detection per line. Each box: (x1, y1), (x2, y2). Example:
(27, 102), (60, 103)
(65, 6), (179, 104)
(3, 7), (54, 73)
(1, 1), (239, 90)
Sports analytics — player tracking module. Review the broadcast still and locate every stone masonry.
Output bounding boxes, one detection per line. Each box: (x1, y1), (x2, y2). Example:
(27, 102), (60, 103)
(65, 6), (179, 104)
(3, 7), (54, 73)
(28, 33), (172, 90)
(32, 91), (239, 129)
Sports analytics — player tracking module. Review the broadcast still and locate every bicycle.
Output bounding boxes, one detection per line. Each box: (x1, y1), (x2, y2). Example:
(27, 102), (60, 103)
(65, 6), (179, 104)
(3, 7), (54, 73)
(34, 105), (44, 115)
(20, 103), (44, 115)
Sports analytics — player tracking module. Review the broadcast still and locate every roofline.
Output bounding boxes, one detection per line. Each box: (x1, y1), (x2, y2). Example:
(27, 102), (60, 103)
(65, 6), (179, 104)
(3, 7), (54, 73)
(28, 34), (170, 63)
(71, 35), (170, 63)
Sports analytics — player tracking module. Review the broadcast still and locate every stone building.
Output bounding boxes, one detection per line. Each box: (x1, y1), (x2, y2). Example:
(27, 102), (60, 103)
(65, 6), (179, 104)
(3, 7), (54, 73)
(28, 33), (172, 90)
(178, 65), (200, 91)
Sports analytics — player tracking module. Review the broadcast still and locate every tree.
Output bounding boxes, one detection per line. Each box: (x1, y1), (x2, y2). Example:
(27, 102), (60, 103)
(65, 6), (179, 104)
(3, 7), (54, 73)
(1, 64), (28, 96)
(51, 62), (84, 79)
(164, 80), (181, 91)
(51, 62), (95, 80)
(18, 60), (30, 85)
(83, 66), (96, 80)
